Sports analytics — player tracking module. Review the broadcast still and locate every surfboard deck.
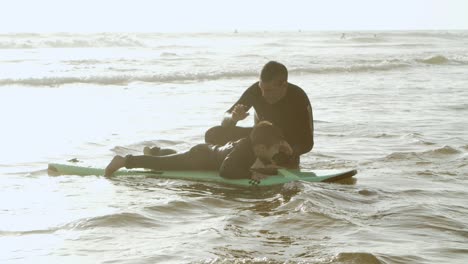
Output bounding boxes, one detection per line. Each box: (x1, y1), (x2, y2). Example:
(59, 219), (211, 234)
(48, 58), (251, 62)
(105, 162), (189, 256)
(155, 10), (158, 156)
(48, 163), (357, 187)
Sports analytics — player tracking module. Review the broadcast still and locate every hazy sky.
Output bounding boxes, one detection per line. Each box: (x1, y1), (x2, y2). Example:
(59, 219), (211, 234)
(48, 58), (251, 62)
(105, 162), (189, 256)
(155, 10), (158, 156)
(1, 0), (467, 32)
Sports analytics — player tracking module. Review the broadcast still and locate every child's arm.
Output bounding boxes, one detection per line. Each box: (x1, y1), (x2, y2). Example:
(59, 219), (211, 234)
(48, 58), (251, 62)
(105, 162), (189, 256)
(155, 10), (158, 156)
(219, 140), (255, 179)
(249, 159), (284, 178)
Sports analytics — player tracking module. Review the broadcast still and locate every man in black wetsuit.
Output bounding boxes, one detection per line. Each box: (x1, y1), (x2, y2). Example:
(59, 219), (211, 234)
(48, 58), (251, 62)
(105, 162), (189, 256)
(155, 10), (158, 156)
(205, 61), (314, 168)
(105, 121), (293, 180)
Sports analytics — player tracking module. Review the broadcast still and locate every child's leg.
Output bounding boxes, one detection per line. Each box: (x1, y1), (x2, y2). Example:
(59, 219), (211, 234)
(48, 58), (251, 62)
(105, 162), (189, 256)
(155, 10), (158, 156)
(204, 126), (252, 145)
(143, 146), (177, 156)
(105, 144), (218, 176)
(125, 151), (194, 171)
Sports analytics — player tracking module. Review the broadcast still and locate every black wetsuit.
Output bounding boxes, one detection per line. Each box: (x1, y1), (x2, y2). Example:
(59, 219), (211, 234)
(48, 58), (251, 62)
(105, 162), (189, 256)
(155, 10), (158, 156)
(205, 81), (314, 165)
(125, 138), (256, 179)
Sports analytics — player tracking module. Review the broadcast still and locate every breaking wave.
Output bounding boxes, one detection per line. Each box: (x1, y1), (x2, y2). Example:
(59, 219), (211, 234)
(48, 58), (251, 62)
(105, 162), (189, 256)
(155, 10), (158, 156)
(0, 34), (145, 49)
(292, 63), (410, 74)
(0, 63), (407, 86)
(382, 146), (462, 162)
(0, 71), (259, 86)
(416, 55), (450, 65)
(1, 54), (466, 87)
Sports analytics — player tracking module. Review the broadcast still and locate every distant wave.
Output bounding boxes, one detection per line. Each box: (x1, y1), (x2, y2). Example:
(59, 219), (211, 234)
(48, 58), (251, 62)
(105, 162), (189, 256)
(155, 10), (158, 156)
(0, 63), (409, 86)
(0, 70), (259, 86)
(416, 55), (450, 65)
(338, 31), (468, 41)
(383, 146), (462, 162)
(1, 31), (467, 49)
(417, 55), (468, 65)
(301, 55), (467, 74)
(0, 35), (145, 49)
(393, 31), (468, 40)
(291, 63), (410, 74)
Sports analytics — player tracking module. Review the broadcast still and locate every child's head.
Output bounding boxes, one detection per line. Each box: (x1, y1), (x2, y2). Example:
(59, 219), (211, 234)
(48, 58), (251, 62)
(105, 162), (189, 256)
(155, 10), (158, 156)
(250, 121), (284, 162)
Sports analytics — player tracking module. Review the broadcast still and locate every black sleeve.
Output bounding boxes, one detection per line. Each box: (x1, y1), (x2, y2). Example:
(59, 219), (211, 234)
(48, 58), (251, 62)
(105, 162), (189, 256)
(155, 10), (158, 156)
(291, 90), (314, 155)
(219, 140), (255, 179)
(226, 82), (257, 113)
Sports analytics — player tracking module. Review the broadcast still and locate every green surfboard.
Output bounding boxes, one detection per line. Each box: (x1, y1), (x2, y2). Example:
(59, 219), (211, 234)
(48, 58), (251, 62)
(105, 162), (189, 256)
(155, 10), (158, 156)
(48, 163), (357, 187)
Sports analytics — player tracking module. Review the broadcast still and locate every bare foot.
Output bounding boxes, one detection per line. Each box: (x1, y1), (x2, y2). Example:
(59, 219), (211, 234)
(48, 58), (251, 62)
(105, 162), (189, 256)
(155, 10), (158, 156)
(105, 155), (126, 177)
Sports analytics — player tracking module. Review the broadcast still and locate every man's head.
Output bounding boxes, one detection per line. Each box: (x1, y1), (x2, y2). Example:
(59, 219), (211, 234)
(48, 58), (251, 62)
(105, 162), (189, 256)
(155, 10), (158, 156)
(259, 61), (288, 104)
(250, 121), (284, 163)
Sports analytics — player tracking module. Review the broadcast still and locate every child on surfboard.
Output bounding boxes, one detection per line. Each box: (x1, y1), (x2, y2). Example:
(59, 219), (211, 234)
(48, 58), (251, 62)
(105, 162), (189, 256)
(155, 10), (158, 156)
(104, 121), (293, 181)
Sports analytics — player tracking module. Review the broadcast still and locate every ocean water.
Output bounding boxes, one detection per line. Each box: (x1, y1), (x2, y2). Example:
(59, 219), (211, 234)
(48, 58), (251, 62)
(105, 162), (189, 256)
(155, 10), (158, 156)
(0, 31), (467, 264)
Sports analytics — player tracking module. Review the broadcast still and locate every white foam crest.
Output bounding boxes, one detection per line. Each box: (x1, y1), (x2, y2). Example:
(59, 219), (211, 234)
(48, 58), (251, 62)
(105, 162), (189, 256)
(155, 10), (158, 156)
(291, 62), (411, 75)
(0, 70), (259, 87)
(416, 55), (450, 65)
(415, 55), (468, 65)
(3, 54), (467, 87)
(0, 34), (145, 49)
(2, 51), (468, 87)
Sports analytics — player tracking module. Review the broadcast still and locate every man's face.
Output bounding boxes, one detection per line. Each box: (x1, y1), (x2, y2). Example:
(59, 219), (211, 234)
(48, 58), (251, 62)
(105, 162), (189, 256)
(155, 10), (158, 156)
(259, 78), (287, 104)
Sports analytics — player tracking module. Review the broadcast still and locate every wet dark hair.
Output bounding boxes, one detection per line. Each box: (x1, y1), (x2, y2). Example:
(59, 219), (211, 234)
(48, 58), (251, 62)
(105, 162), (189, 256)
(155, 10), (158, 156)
(260, 61), (288, 82)
(250, 121), (284, 147)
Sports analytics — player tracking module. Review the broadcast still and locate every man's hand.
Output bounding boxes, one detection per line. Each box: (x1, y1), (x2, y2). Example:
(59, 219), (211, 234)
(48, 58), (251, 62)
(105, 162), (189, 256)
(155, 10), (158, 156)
(231, 104), (249, 122)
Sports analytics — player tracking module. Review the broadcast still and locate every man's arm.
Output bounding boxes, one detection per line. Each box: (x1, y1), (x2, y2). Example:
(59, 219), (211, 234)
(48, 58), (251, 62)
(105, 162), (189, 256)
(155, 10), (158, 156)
(221, 83), (256, 127)
(293, 104), (314, 155)
(289, 93), (314, 156)
(221, 104), (250, 127)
